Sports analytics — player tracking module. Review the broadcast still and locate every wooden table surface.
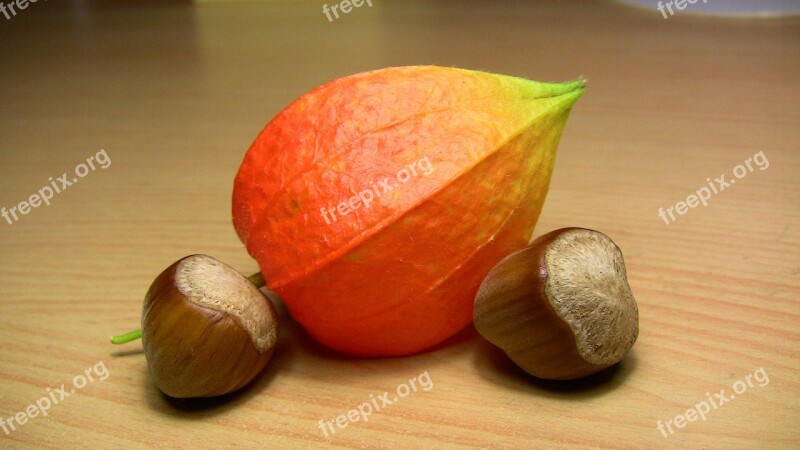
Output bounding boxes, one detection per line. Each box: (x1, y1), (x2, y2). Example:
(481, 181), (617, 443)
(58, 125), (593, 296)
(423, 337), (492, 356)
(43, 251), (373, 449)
(1, 1), (798, 448)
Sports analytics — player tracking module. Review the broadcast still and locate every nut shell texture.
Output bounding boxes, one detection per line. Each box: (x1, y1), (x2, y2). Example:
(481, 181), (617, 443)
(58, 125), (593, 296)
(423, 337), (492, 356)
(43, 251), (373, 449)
(141, 255), (278, 398)
(474, 228), (638, 380)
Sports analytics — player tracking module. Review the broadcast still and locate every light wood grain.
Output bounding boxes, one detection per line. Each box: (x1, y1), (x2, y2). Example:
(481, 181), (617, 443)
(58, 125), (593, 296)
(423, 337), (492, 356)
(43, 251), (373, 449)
(1, 1), (798, 448)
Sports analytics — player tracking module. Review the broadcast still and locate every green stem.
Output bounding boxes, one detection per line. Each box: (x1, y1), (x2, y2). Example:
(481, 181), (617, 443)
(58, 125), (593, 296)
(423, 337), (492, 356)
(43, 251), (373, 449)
(247, 271), (266, 288)
(110, 329), (142, 344)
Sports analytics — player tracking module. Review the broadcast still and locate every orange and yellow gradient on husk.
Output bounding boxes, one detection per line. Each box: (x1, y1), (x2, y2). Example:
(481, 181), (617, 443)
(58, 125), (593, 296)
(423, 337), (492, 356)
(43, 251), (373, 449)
(232, 66), (584, 356)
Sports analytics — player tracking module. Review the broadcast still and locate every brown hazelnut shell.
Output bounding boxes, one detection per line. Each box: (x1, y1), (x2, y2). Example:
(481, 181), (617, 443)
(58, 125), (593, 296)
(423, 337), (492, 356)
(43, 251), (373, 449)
(474, 228), (638, 380)
(141, 255), (278, 398)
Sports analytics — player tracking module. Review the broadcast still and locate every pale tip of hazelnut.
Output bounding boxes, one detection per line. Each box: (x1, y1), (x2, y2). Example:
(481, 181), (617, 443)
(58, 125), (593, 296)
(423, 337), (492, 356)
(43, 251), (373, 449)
(176, 255), (277, 353)
(543, 228), (638, 366)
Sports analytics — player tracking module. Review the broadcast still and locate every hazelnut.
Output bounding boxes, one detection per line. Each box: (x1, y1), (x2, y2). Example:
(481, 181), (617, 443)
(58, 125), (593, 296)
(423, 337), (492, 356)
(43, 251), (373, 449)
(139, 254), (278, 398)
(474, 228), (638, 380)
